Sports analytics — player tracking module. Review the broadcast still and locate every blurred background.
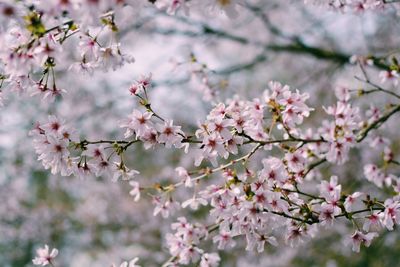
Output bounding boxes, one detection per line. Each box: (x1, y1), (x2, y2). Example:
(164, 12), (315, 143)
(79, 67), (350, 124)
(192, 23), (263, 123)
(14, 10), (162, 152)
(1, 0), (400, 266)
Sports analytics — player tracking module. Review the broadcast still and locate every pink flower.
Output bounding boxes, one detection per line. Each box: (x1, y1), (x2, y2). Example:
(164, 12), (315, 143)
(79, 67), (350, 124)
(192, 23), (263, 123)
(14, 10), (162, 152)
(265, 81), (289, 100)
(182, 196), (208, 210)
(381, 199), (400, 230)
(207, 117), (234, 140)
(32, 245), (58, 266)
(98, 43), (134, 71)
(120, 109), (154, 138)
(285, 225), (310, 247)
(202, 133), (228, 159)
(259, 157), (286, 185)
(33, 34), (62, 65)
(157, 120), (184, 148)
(156, 0), (190, 15)
(364, 164), (385, 188)
(317, 202), (341, 226)
(344, 192), (363, 212)
(379, 70), (399, 86)
(176, 167), (193, 187)
(347, 231), (378, 252)
(284, 151), (305, 173)
(245, 232), (278, 253)
(213, 230), (236, 249)
(41, 115), (62, 134)
(319, 176), (341, 202)
(137, 73), (152, 91)
(199, 253), (220, 267)
(112, 162), (140, 181)
(335, 86), (350, 102)
(153, 196), (180, 218)
(226, 136), (243, 155)
(363, 212), (382, 232)
(365, 105), (381, 124)
(78, 35), (99, 60)
(267, 192), (289, 213)
(166, 218), (207, 265)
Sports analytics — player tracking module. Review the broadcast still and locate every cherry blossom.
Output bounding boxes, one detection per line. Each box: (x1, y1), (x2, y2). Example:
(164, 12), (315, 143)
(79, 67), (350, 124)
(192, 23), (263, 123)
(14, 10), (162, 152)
(199, 253), (220, 267)
(32, 245), (58, 266)
(1, 1), (399, 266)
(347, 231), (378, 253)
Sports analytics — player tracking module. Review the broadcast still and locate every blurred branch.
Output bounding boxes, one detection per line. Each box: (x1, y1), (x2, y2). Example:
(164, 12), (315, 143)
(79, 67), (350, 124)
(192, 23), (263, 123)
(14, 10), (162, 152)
(357, 104), (400, 142)
(123, 10), (392, 72)
(215, 52), (268, 75)
(144, 24), (357, 66)
(266, 41), (349, 64)
(245, 3), (295, 41)
(153, 52), (269, 87)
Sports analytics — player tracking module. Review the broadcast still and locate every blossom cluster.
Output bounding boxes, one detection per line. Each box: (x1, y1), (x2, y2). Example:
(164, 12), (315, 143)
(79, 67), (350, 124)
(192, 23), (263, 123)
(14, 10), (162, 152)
(166, 217), (220, 266)
(29, 115), (142, 182)
(0, 1), (136, 103)
(0, 0), (399, 266)
(26, 71), (400, 265)
(1, 0), (398, 106)
(304, 0), (398, 12)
